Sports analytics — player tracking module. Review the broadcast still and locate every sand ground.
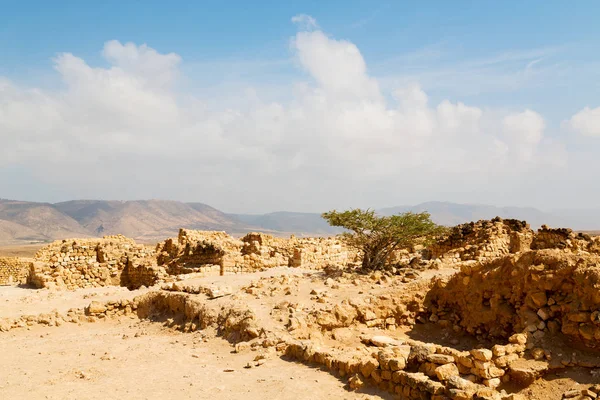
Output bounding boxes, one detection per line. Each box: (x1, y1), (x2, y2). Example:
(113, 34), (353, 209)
(0, 320), (391, 400)
(0, 266), (307, 319)
(0, 243), (44, 258)
(1, 264), (598, 400)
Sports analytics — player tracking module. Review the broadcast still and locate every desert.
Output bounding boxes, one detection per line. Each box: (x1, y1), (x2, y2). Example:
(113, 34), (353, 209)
(2, 220), (600, 399)
(3, 2), (600, 399)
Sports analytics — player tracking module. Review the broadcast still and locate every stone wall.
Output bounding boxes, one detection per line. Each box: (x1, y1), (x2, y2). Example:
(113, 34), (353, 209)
(239, 232), (294, 270)
(290, 237), (355, 269)
(17, 220), (600, 292)
(122, 259), (170, 290)
(156, 230), (237, 270)
(531, 225), (600, 253)
(429, 219), (600, 267)
(0, 257), (32, 285)
(156, 229), (355, 276)
(284, 333), (533, 398)
(17, 229), (357, 290)
(29, 235), (155, 290)
(429, 218), (534, 264)
(425, 249), (600, 349)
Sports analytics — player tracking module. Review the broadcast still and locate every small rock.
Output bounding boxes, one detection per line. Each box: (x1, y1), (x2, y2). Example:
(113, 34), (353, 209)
(470, 348), (493, 361)
(435, 363), (459, 381)
(369, 335), (401, 347)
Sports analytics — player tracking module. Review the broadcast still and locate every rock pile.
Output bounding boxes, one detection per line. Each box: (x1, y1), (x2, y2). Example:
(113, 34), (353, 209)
(123, 260), (170, 290)
(561, 385), (600, 400)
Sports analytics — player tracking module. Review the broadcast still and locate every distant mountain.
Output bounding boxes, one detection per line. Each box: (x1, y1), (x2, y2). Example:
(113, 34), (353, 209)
(0, 199), (90, 242)
(550, 208), (600, 231)
(0, 198), (597, 246)
(55, 200), (257, 241)
(0, 219), (48, 243)
(378, 201), (569, 229)
(231, 212), (343, 236)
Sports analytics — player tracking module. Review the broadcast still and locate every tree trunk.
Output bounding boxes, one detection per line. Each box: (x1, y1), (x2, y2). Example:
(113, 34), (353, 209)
(362, 246), (394, 271)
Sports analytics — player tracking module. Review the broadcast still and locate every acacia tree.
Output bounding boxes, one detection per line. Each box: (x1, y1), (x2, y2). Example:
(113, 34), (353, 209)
(322, 209), (446, 271)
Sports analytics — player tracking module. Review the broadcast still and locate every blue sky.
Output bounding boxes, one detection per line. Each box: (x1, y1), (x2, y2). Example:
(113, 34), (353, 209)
(2, 1), (598, 125)
(1, 1), (599, 212)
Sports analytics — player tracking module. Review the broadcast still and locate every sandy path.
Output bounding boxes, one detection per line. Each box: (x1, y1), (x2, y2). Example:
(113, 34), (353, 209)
(0, 243), (43, 257)
(0, 267), (309, 319)
(0, 286), (150, 318)
(0, 320), (391, 400)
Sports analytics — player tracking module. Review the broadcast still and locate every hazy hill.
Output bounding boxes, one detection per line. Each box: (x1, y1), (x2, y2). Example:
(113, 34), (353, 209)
(378, 201), (568, 229)
(0, 198), (597, 245)
(0, 219), (47, 243)
(231, 212), (343, 236)
(550, 208), (600, 231)
(0, 199), (91, 242)
(55, 200), (257, 241)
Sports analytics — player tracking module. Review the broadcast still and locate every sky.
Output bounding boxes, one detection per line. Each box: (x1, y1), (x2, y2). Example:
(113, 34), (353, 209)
(1, 0), (599, 213)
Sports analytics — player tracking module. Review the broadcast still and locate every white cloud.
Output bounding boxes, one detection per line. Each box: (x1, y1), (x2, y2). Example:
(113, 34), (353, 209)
(101, 40), (181, 88)
(502, 110), (545, 161)
(0, 20), (578, 212)
(291, 30), (380, 99)
(567, 106), (600, 137)
(291, 14), (318, 31)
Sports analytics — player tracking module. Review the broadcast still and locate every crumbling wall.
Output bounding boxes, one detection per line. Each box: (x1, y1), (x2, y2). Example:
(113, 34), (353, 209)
(290, 237), (356, 269)
(430, 219), (600, 267)
(29, 235), (155, 290)
(429, 218), (534, 264)
(156, 230), (240, 274)
(531, 225), (599, 253)
(426, 249), (600, 349)
(285, 332), (533, 397)
(239, 232), (294, 270)
(241, 232), (294, 257)
(0, 257), (32, 285)
(122, 257), (170, 289)
(156, 229), (355, 276)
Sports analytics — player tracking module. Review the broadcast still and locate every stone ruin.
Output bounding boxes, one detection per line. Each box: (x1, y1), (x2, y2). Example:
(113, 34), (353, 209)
(429, 218), (534, 264)
(155, 228), (357, 277)
(0, 257), (32, 285)
(2, 218), (600, 400)
(1, 229), (357, 290)
(290, 236), (352, 268)
(27, 234), (156, 290)
(532, 225), (600, 252)
(430, 218), (600, 263)
(426, 249), (600, 348)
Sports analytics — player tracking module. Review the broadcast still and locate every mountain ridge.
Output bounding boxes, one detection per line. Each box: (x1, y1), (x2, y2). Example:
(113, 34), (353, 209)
(0, 198), (597, 245)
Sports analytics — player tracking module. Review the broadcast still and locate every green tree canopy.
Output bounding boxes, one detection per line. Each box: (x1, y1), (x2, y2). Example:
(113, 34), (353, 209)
(322, 208), (446, 271)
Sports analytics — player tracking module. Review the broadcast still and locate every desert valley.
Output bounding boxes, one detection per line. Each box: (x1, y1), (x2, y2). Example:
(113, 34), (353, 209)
(2, 211), (600, 400)
(3, 2), (600, 399)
